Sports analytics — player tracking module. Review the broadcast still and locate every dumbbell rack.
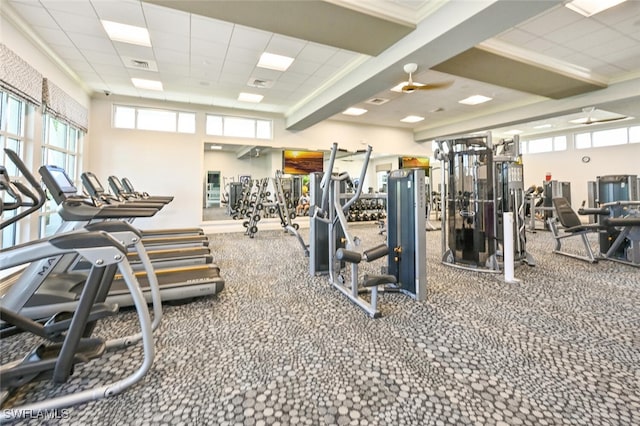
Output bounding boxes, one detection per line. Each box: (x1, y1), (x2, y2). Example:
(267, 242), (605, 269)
(347, 194), (387, 222)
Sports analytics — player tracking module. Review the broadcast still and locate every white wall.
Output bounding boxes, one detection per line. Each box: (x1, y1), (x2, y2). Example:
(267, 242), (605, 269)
(88, 95), (425, 230)
(522, 139), (640, 207)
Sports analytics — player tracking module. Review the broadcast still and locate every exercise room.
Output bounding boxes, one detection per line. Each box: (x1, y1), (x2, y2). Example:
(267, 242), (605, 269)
(1, 0), (639, 425)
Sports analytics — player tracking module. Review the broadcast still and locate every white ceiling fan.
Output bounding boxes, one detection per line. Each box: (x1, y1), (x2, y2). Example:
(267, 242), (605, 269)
(401, 63), (453, 93)
(570, 106), (628, 125)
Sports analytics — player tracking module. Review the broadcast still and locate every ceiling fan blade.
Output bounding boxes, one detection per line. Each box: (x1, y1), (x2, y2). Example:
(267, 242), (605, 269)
(592, 116), (627, 123)
(402, 81), (453, 92)
(414, 81), (453, 90)
(584, 116), (627, 125)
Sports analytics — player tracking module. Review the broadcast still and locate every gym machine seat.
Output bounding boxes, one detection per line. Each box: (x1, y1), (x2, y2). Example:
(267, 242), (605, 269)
(548, 197), (602, 263)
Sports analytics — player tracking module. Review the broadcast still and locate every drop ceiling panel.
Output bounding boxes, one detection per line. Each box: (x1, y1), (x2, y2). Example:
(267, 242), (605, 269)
(9, 2), (59, 28)
(39, 0), (96, 17)
(249, 68), (283, 82)
(48, 10), (103, 33)
(296, 44), (339, 63)
(142, 3), (190, 35)
(545, 18), (605, 44)
(81, 50), (122, 66)
(90, 0), (147, 26)
(113, 44), (154, 60)
(32, 28), (74, 47)
(153, 48), (189, 65)
(229, 26), (271, 51)
(147, 30), (190, 51)
(191, 15), (234, 42)
(66, 33), (116, 53)
(225, 46), (262, 65)
(286, 60), (323, 76)
(265, 34), (307, 58)
(190, 39), (228, 59)
(515, 6), (582, 36)
(143, 0), (415, 56)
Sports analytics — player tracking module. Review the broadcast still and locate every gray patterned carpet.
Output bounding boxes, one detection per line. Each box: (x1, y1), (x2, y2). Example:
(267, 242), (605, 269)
(1, 225), (639, 425)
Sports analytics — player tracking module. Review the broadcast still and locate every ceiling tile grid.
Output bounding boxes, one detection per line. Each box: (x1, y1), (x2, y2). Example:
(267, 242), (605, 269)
(4, 0), (640, 135)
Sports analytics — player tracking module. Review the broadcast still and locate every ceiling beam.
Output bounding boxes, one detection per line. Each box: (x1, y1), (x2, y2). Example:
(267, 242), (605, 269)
(413, 76), (640, 141)
(142, 0), (415, 56)
(284, 0), (563, 131)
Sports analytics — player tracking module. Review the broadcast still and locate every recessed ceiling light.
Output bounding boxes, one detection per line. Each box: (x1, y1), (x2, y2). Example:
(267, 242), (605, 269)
(533, 124), (553, 129)
(238, 92), (264, 103)
(505, 129), (523, 135)
(101, 20), (151, 47)
(400, 115), (424, 123)
(342, 107), (368, 116)
(210, 145), (223, 150)
(131, 78), (163, 91)
(257, 52), (294, 71)
(565, 0), (627, 17)
(458, 95), (492, 105)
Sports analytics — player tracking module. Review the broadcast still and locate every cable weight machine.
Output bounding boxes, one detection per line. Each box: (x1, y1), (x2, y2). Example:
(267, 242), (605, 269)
(435, 132), (533, 273)
(309, 143), (426, 318)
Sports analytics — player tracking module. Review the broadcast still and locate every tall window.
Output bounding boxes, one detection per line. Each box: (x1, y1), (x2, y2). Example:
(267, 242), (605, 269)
(0, 91), (26, 248)
(40, 115), (83, 237)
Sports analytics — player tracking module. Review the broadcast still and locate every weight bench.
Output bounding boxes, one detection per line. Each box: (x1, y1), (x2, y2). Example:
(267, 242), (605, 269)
(547, 197), (602, 263)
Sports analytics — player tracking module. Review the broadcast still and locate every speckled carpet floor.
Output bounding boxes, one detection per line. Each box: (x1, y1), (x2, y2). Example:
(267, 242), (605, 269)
(1, 225), (639, 425)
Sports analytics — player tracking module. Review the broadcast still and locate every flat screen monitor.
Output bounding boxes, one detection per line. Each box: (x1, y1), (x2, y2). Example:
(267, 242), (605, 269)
(282, 150), (324, 175)
(399, 156), (430, 174)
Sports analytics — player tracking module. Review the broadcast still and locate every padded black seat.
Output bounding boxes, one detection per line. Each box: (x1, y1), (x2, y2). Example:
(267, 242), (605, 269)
(548, 197), (600, 263)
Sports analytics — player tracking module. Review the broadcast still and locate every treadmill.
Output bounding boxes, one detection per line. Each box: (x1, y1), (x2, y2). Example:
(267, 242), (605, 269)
(15, 165), (224, 320)
(81, 171), (209, 246)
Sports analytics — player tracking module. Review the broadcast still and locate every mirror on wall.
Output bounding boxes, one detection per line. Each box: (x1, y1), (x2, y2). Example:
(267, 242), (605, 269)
(202, 142), (436, 222)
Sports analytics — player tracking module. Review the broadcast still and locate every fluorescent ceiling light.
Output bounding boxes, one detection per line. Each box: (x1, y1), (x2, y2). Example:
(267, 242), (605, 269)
(533, 124), (553, 129)
(238, 92), (264, 103)
(400, 115), (424, 123)
(504, 129), (523, 135)
(131, 78), (163, 91)
(210, 145), (223, 150)
(458, 95), (492, 105)
(564, 0), (627, 17)
(390, 81), (425, 93)
(257, 52), (294, 71)
(342, 107), (368, 116)
(101, 20), (151, 47)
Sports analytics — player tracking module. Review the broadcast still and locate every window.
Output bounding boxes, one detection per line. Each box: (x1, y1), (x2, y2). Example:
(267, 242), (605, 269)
(554, 135), (567, 151)
(527, 137), (553, 154)
(521, 135), (566, 154)
(575, 132), (591, 149)
(628, 126), (640, 144)
(205, 114), (272, 140)
(113, 105), (196, 134)
(592, 128), (627, 148)
(0, 91), (26, 248)
(40, 115), (84, 237)
(575, 125), (638, 149)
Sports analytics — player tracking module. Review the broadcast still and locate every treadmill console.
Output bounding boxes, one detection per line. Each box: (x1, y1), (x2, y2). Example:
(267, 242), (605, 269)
(81, 171), (106, 197)
(39, 165), (78, 204)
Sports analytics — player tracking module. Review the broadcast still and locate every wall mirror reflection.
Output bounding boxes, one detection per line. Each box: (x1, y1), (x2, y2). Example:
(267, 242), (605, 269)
(202, 142), (437, 227)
